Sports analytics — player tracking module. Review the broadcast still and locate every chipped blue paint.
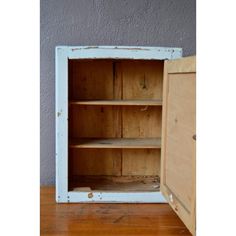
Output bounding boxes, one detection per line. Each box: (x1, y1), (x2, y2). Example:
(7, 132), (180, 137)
(56, 45), (182, 60)
(55, 47), (68, 202)
(68, 191), (166, 203)
(55, 46), (182, 203)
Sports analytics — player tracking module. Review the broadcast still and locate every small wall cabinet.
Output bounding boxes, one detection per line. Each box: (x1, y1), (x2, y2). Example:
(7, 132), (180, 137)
(56, 46), (196, 235)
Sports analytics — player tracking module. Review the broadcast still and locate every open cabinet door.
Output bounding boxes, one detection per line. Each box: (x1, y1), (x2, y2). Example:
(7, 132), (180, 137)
(161, 56), (196, 235)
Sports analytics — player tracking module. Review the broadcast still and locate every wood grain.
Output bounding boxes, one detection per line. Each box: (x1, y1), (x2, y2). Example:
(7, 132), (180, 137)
(69, 99), (162, 106)
(70, 175), (160, 192)
(122, 106), (162, 176)
(122, 149), (161, 176)
(161, 56), (196, 235)
(122, 106), (162, 138)
(121, 60), (164, 100)
(70, 149), (121, 176)
(165, 73), (195, 210)
(165, 56), (196, 74)
(69, 105), (121, 138)
(41, 186), (191, 236)
(69, 59), (114, 100)
(69, 138), (161, 149)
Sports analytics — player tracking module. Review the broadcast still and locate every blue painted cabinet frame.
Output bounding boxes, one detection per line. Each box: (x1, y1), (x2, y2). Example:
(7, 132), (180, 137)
(56, 46), (182, 203)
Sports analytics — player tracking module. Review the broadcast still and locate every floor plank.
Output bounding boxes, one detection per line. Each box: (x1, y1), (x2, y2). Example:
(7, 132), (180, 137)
(40, 186), (191, 236)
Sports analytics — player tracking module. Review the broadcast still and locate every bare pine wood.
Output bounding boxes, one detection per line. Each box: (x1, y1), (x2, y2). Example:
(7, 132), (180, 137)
(165, 56), (196, 74)
(69, 138), (161, 149)
(161, 56), (196, 235)
(122, 106), (162, 176)
(122, 149), (161, 176)
(70, 149), (121, 176)
(69, 99), (162, 106)
(122, 106), (162, 138)
(41, 187), (191, 236)
(69, 105), (121, 138)
(117, 60), (163, 178)
(69, 60), (114, 100)
(121, 60), (164, 100)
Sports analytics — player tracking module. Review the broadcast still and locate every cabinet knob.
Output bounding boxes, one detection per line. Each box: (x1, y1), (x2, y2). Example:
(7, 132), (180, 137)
(192, 134), (196, 141)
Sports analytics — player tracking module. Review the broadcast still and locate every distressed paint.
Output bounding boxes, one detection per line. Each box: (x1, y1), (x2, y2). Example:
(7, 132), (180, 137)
(67, 191), (166, 203)
(56, 45), (182, 203)
(55, 47), (68, 202)
(57, 45), (182, 60)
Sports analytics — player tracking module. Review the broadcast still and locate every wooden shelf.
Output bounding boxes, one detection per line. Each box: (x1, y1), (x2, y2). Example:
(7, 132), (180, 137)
(69, 175), (160, 192)
(69, 99), (162, 106)
(69, 138), (161, 149)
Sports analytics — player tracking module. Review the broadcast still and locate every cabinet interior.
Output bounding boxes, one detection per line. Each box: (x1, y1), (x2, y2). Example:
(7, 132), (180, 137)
(68, 59), (164, 192)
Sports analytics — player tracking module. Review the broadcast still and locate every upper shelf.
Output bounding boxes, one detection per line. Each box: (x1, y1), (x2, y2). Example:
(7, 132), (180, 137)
(69, 99), (162, 106)
(69, 138), (161, 149)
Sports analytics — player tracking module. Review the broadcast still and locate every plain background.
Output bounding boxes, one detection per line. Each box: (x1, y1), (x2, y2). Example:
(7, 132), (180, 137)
(1, 0), (236, 235)
(40, 0), (196, 185)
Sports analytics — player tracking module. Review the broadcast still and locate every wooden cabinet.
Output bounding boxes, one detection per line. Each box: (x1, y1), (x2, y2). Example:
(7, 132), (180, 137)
(56, 46), (196, 235)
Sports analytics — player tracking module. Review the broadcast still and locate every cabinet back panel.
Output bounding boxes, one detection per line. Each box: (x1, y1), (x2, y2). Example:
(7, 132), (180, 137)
(68, 59), (163, 100)
(69, 60), (114, 100)
(69, 106), (161, 139)
(69, 149), (160, 176)
(121, 60), (163, 100)
(69, 105), (121, 138)
(70, 149), (121, 176)
(122, 149), (160, 176)
(122, 107), (162, 138)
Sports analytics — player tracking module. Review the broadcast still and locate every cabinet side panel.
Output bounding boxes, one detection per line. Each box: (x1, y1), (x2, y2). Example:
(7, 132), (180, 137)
(55, 48), (68, 202)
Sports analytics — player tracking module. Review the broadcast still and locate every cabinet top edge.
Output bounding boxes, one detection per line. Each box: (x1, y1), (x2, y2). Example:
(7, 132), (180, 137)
(55, 46), (182, 60)
(55, 45), (182, 51)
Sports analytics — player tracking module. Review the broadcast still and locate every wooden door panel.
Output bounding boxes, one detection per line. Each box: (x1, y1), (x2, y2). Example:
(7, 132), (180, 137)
(161, 56), (196, 235)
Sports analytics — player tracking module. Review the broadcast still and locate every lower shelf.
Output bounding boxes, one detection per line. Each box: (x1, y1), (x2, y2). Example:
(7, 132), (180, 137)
(69, 175), (160, 192)
(69, 99), (162, 106)
(69, 138), (161, 149)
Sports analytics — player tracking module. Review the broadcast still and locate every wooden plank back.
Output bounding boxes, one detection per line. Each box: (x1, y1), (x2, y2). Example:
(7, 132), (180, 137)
(69, 59), (163, 177)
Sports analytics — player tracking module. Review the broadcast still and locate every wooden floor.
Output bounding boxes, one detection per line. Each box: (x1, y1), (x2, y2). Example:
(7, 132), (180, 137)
(41, 187), (191, 236)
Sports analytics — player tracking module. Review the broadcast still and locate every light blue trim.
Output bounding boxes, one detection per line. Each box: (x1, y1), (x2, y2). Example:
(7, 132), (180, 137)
(55, 47), (68, 202)
(55, 45), (182, 203)
(67, 191), (166, 203)
(56, 45), (182, 60)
